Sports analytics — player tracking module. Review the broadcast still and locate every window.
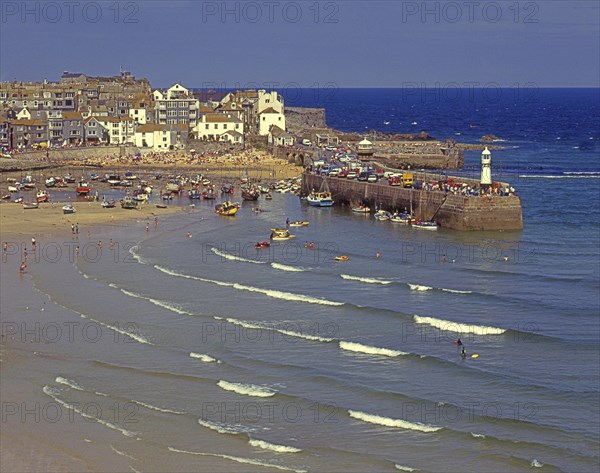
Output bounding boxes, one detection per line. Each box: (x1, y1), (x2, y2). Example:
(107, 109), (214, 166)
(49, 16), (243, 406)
(214, 124), (218, 129)
(88, 130), (96, 135)
(205, 124), (209, 130)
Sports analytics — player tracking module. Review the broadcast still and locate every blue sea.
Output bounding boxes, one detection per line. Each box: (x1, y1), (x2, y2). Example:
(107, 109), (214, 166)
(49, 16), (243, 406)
(2, 89), (599, 472)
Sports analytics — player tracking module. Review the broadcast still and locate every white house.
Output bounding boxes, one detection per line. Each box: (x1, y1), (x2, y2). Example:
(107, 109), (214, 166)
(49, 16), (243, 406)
(268, 125), (294, 146)
(194, 113), (244, 143)
(134, 124), (186, 151)
(153, 83), (199, 128)
(257, 107), (285, 136)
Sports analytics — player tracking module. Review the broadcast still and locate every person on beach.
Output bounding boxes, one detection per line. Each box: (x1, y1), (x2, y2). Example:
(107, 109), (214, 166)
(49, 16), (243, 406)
(187, 232), (192, 238)
(31, 237), (36, 250)
(75, 246), (80, 257)
(71, 224), (75, 234)
(154, 216), (158, 226)
(19, 261), (27, 273)
(98, 240), (102, 249)
(375, 252), (381, 259)
(461, 346), (467, 358)
(146, 223), (149, 232)
(23, 247), (28, 261)
(76, 223), (79, 234)
(456, 338), (462, 346)
(109, 239), (114, 249)
(286, 217), (290, 226)
(442, 254), (446, 263)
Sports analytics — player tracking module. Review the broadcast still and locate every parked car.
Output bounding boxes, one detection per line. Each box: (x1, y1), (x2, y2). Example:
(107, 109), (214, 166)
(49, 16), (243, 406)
(368, 174), (379, 182)
(358, 172), (369, 181)
(347, 171), (357, 179)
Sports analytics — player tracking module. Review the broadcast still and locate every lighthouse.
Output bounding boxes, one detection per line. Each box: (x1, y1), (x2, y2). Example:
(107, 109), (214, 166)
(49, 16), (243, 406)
(481, 147), (492, 188)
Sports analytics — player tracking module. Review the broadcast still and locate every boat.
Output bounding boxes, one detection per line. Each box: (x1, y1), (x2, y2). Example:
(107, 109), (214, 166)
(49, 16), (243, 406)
(76, 181), (91, 195)
(121, 196), (138, 209)
(107, 175), (121, 186)
(307, 191), (334, 207)
(391, 212), (415, 224)
(188, 189), (202, 199)
(255, 241), (271, 249)
(162, 194), (173, 200)
(62, 204), (75, 214)
(22, 202), (39, 209)
(21, 176), (35, 189)
(134, 193), (148, 202)
(90, 173), (99, 180)
(36, 190), (49, 202)
(166, 182), (180, 193)
(352, 205), (370, 213)
(221, 183), (234, 195)
(63, 174), (76, 183)
(412, 220), (439, 230)
(202, 188), (216, 200)
(241, 184), (260, 201)
(14, 197), (23, 203)
(259, 184), (270, 194)
(374, 210), (392, 221)
(1, 194), (10, 200)
(101, 200), (116, 208)
(334, 255), (350, 261)
(307, 178), (334, 207)
(288, 221), (310, 227)
(45, 177), (56, 188)
(8, 185), (20, 193)
(265, 193), (273, 200)
(156, 204), (168, 209)
(270, 228), (296, 241)
(214, 201), (240, 216)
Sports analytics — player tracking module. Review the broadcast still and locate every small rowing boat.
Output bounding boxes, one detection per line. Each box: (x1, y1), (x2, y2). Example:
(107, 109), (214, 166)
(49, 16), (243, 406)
(334, 255), (349, 261)
(288, 221), (310, 227)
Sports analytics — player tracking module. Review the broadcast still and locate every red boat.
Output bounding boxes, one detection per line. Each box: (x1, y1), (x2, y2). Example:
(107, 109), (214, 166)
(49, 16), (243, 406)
(36, 190), (49, 202)
(76, 181), (91, 195)
(254, 241), (270, 249)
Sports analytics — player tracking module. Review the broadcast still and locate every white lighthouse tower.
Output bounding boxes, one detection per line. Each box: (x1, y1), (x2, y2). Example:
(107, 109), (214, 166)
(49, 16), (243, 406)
(481, 147), (492, 188)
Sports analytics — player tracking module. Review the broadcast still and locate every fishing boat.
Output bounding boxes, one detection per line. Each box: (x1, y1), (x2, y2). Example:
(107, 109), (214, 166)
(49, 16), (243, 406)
(121, 196), (138, 209)
(412, 220), (439, 230)
(307, 178), (334, 207)
(36, 190), (49, 202)
(221, 183), (234, 195)
(241, 184), (260, 201)
(101, 200), (116, 208)
(270, 228), (296, 241)
(390, 212), (414, 224)
(214, 201), (240, 216)
(63, 174), (76, 183)
(255, 241), (271, 249)
(45, 177), (56, 188)
(374, 210), (392, 221)
(202, 188), (216, 200)
(334, 255), (350, 261)
(188, 189), (202, 199)
(107, 175), (121, 186)
(21, 176), (35, 189)
(76, 181), (91, 196)
(90, 173), (99, 180)
(289, 221), (310, 227)
(352, 204), (370, 213)
(62, 204), (75, 214)
(259, 184), (270, 194)
(22, 202), (39, 209)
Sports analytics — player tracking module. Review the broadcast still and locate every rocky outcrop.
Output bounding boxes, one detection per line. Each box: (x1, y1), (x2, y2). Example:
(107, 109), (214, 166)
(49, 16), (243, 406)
(285, 107), (327, 133)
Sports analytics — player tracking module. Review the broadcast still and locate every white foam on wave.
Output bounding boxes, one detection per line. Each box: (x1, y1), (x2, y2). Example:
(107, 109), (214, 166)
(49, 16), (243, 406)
(190, 352), (220, 363)
(110, 445), (137, 461)
(55, 376), (84, 391)
(395, 465), (417, 472)
(408, 284), (432, 291)
(43, 385), (137, 437)
(271, 263), (305, 272)
(519, 175), (600, 179)
(224, 317), (334, 343)
(339, 341), (407, 358)
(341, 274), (393, 285)
(249, 439), (302, 453)
(211, 247), (266, 264)
(167, 447), (306, 472)
(563, 171), (600, 175)
(119, 288), (192, 316)
(441, 288), (472, 294)
(132, 400), (185, 415)
(79, 313), (152, 345)
(471, 432), (486, 438)
(217, 380), (276, 398)
(348, 409), (441, 433)
(154, 265), (343, 306)
(414, 315), (506, 335)
(198, 418), (253, 435)
(128, 245), (147, 265)
(531, 459), (544, 468)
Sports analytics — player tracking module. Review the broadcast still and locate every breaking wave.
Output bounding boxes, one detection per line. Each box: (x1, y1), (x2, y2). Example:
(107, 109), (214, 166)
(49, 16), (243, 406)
(217, 380), (277, 398)
(341, 274), (393, 285)
(197, 419), (253, 435)
(408, 284), (471, 294)
(131, 400), (185, 415)
(43, 385), (137, 438)
(221, 317), (334, 343)
(339, 341), (408, 358)
(79, 313), (152, 345)
(120, 288), (192, 316)
(55, 376), (84, 391)
(190, 352), (220, 363)
(348, 409), (441, 433)
(167, 447), (306, 472)
(249, 439), (302, 453)
(413, 315), (506, 335)
(154, 265), (343, 306)
(271, 263), (305, 272)
(211, 247), (266, 264)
